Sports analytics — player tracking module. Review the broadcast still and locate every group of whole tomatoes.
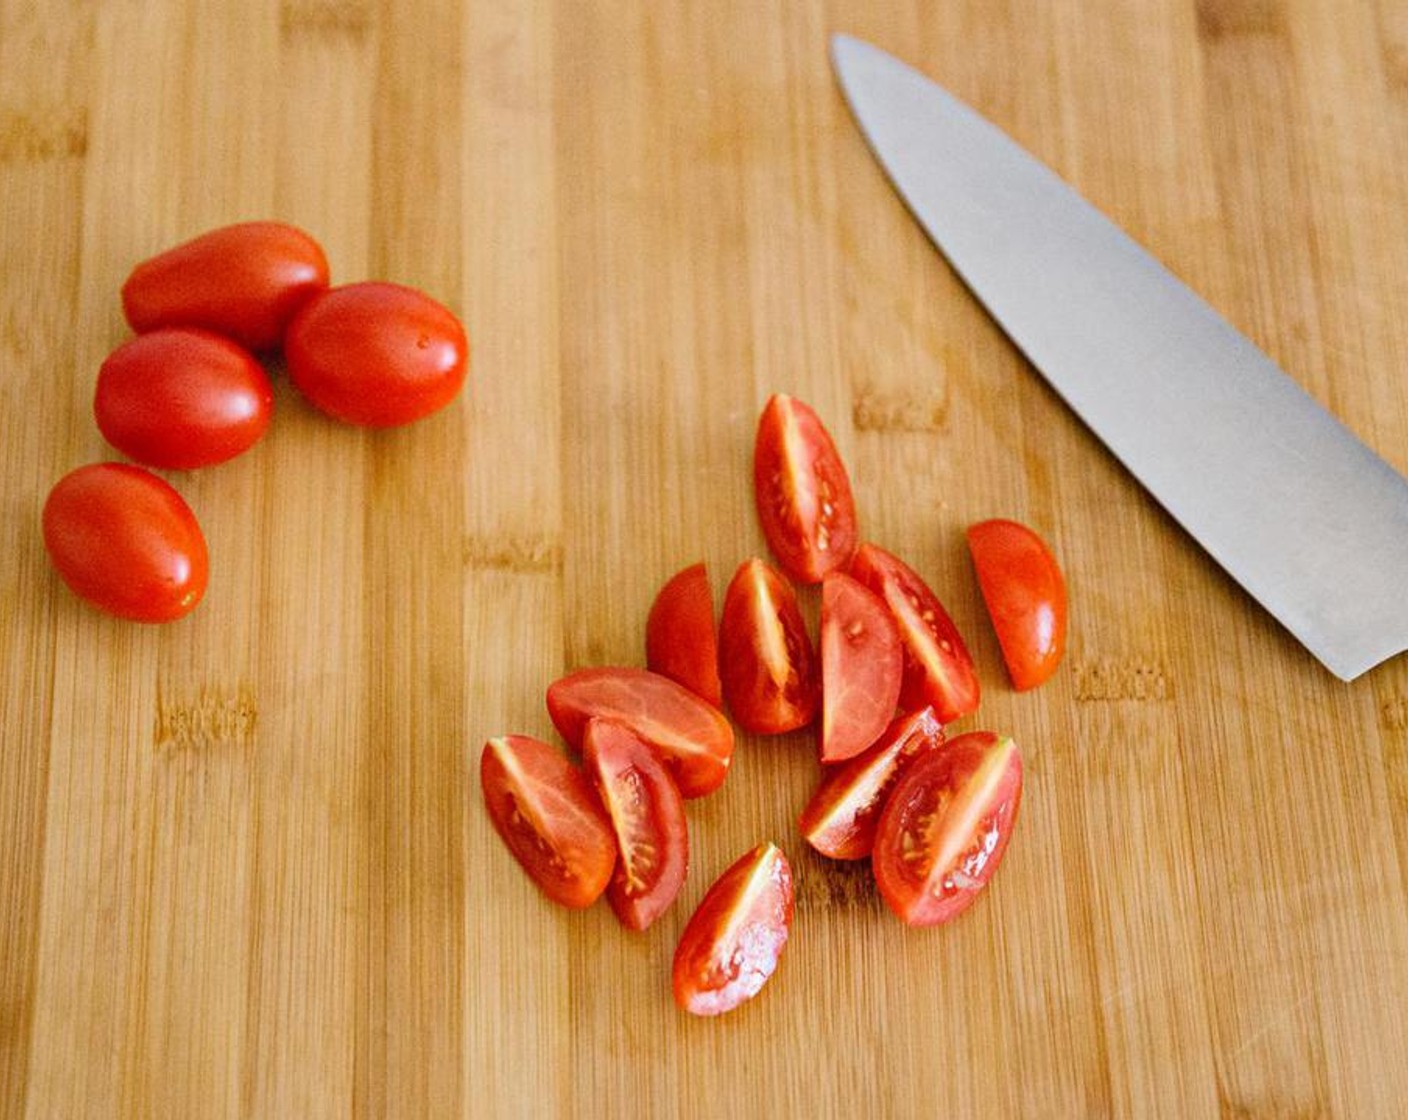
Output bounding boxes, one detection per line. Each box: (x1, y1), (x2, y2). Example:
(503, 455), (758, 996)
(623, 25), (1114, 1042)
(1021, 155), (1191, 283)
(41, 221), (469, 622)
(482, 393), (1068, 1016)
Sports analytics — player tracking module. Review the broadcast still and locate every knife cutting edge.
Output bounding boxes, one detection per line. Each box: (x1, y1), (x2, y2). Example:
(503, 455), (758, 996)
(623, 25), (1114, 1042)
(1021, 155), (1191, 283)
(830, 34), (1408, 682)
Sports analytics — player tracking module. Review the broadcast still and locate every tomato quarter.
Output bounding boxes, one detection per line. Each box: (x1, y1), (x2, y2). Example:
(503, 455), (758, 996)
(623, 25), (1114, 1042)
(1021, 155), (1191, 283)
(42, 462), (208, 622)
(819, 571), (902, 762)
(753, 394), (858, 583)
(286, 281), (468, 428)
(967, 518), (1068, 691)
(799, 707), (944, 861)
(94, 328), (274, 470)
(546, 667), (734, 798)
(480, 735), (617, 909)
(718, 557), (818, 735)
(646, 562), (722, 707)
(121, 221), (329, 352)
(872, 730), (1023, 927)
(584, 718), (689, 931)
(672, 841), (794, 1017)
(849, 542), (980, 724)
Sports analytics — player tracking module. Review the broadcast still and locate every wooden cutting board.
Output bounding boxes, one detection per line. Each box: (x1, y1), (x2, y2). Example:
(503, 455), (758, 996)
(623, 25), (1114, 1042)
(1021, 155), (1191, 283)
(4, 2), (1408, 1116)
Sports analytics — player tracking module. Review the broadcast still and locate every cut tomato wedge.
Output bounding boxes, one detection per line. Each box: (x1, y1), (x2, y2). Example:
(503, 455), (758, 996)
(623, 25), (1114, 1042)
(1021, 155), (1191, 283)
(753, 393), (858, 583)
(967, 518), (1067, 690)
(583, 718), (689, 931)
(872, 731), (1023, 927)
(672, 842), (794, 1016)
(546, 667), (734, 798)
(480, 735), (617, 909)
(820, 571), (902, 762)
(849, 542), (980, 724)
(799, 707), (944, 860)
(646, 562), (723, 707)
(718, 558), (818, 734)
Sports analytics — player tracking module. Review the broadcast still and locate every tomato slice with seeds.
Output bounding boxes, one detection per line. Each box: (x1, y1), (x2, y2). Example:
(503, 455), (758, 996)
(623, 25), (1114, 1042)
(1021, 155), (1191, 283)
(583, 718), (689, 931)
(849, 542), (980, 724)
(799, 707), (944, 860)
(753, 393), (858, 584)
(546, 667), (734, 798)
(718, 557), (818, 735)
(646, 562), (722, 707)
(480, 735), (617, 909)
(872, 730), (1023, 927)
(820, 571), (903, 762)
(966, 518), (1068, 691)
(672, 841), (794, 1016)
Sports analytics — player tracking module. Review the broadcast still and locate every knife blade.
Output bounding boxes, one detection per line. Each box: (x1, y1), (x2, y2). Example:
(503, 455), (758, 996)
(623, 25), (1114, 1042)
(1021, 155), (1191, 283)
(831, 33), (1408, 682)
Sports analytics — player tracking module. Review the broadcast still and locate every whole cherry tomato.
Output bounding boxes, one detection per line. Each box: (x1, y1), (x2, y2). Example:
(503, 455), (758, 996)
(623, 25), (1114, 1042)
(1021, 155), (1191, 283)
(42, 463), (208, 622)
(285, 281), (469, 427)
(121, 221), (329, 352)
(94, 328), (274, 470)
(966, 518), (1067, 690)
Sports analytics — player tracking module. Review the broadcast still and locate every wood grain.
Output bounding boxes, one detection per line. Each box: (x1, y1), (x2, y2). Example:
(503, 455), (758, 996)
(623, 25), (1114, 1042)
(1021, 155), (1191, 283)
(4, 1), (1408, 1116)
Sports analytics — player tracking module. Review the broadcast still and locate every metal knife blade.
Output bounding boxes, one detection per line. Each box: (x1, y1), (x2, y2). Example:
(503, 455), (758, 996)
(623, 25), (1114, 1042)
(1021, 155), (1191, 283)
(831, 33), (1408, 681)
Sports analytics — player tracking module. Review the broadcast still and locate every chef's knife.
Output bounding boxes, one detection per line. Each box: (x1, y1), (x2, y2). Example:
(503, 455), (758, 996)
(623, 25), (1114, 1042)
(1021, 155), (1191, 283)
(831, 34), (1408, 682)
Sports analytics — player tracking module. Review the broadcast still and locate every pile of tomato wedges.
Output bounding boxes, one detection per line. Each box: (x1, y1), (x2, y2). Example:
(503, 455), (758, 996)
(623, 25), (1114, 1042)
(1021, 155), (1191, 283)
(483, 393), (1067, 1017)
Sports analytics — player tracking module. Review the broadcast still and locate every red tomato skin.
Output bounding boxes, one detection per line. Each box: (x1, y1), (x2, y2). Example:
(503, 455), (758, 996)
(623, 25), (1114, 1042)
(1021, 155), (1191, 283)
(646, 562), (723, 707)
(672, 842), (794, 1016)
(799, 707), (944, 861)
(872, 731), (1023, 927)
(820, 571), (903, 762)
(752, 394), (858, 583)
(967, 518), (1068, 690)
(545, 667), (734, 798)
(121, 221), (329, 352)
(583, 719), (689, 931)
(93, 328), (274, 470)
(848, 542), (980, 724)
(718, 558), (819, 735)
(480, 735), (617, 909)
(42, 463), (208, 622)
(285, 281), (469, 428)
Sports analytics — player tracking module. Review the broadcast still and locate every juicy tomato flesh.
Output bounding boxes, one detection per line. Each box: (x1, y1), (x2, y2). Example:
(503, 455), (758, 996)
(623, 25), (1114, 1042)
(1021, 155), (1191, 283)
(872, 731), (1023, 927)
(820, 570), (903, 762)
(121, 220), (329, 352)
(967, 518), (1068, 690)
(546, 667), (733, 798)
(480, 735), (617, 909)
(799, 707), (944, 861)
(646, 561), (722, 707)
(94, 328), (274, 470)
(673, 841), (794, 1016)
(848, 542), (980, 724)
(42, 462), (208, 622)
(752, 394), (858, 584)
(583, 718), (689, 931)
(718, 557), (818, 735)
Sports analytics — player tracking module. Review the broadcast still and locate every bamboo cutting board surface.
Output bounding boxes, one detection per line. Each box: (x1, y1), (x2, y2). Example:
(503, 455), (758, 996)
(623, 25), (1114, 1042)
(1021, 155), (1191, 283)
(4, 2), (1408, 1116)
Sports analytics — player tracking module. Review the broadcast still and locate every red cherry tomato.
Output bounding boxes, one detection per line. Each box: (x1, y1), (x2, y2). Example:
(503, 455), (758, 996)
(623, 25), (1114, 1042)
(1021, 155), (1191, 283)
(672, 841), (794, 1016)
(42, 462), (208, 622)
(480, 735), (617, 909)
(718, 557), (818, 735)
(799, 707), (944, 861)
(121, 221), (329, 352)
(848, 542), (980, 724)
(872, 730), (1023, 927)
(93, 328), (274, 470)
(753, 394), (858, 583)
(646, 562), (722, 707)
(285, 281), (468, 427)
(546, 668), (734, 798)
(583, 718), (689, 931)
(966, 518), (1068, 690)
(819, 571), (902, 762)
